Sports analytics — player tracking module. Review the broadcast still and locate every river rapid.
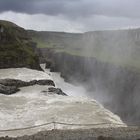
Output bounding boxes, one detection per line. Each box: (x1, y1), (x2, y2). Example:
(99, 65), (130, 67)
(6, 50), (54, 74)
(0, 66), (125, 137)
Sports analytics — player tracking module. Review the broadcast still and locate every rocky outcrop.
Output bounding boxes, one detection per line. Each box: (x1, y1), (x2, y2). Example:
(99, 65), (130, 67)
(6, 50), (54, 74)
(0, 79), (55, 87)
(48, 87), (67, 96)
(0, 84), (19, 95)
(0, 79), (55, 95)
(37, 80), (55, 86)
(42, 87), (67, 96)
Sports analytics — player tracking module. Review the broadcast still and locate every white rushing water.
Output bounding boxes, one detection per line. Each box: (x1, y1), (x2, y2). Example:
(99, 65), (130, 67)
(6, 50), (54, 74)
(0, 66), (126, 137)
(45, 69), (87, 97)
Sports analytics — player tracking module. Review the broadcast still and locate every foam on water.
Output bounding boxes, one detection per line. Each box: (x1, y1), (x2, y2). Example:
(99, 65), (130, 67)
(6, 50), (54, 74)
(0, 67), (126, 137)
(0, 67), (52, 81)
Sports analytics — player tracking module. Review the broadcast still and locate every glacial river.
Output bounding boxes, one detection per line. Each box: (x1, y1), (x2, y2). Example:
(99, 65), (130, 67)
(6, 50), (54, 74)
(0, 66), (125, 137)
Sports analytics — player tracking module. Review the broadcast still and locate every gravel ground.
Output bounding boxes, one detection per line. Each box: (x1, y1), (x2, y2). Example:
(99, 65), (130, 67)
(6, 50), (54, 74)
(0, 127), (140, 140)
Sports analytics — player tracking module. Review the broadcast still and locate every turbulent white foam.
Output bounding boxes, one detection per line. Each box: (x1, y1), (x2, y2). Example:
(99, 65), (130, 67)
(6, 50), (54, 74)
(44, 69), (87, 97)
(0, 67), (52, 81)
(0, 67), (126, 137)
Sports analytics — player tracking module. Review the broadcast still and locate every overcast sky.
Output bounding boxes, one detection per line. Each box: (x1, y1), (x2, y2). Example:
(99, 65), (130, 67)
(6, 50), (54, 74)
(0, 0), (140, 32)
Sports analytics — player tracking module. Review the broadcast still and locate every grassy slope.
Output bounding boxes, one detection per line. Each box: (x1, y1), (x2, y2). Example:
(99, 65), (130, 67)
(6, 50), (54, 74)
(29, 29), (140, 71)
(0, 20), (39, 69)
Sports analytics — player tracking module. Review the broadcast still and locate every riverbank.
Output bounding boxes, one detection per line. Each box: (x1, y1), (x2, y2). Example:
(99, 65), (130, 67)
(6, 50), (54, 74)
(1, 126), (140, 140)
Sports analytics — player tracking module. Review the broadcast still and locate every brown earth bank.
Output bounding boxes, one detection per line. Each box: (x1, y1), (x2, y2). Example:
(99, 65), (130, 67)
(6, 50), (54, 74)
(38, 49), (140, 125)
(0, 127), (140, 140)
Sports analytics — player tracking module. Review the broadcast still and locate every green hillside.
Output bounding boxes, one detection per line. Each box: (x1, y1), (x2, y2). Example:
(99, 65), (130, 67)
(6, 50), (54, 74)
(28, 30), (83, 51)
(0, 20), (40, 70)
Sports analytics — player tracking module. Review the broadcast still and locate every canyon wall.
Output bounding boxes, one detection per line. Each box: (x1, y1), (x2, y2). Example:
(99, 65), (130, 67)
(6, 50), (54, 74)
(42, 50), (140, 125)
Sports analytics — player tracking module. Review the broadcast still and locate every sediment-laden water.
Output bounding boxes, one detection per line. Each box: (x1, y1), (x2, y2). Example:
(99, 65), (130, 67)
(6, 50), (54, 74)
(0, 67), (125, 137)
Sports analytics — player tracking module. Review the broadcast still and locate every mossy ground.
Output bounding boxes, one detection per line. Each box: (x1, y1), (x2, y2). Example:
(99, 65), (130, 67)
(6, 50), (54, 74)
(0, 20), (40, 69)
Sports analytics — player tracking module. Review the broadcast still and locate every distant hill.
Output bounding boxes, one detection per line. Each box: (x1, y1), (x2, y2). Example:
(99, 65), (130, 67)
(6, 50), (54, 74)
(28, 30), (82, 51)
(0, 20), (41, 70)
(29, 28), (140, 70)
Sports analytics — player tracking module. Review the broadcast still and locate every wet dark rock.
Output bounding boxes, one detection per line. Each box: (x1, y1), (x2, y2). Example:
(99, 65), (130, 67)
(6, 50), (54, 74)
(0, 79), (55, 87)
(0, 84), (19, 95)
(37, 80), (55, 86)
(48, 87), (67, 96)
(45, 60), (53, 69)
(0, 79), (55, 95)
(0, 79), (36, 87)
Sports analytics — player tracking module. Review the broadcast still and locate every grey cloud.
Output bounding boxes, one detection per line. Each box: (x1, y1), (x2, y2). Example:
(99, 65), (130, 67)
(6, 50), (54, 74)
(0, 0), (140, 19)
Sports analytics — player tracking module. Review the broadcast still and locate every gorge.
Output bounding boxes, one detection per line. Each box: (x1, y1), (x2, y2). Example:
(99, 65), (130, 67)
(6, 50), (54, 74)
(34, 29), (140, 125)
(1, 20), (140, 139)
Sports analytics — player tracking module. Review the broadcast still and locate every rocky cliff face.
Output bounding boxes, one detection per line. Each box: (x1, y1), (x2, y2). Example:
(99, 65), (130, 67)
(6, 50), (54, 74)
(30, 28), (140, 125)
(0, 20), (41, 70)
(43, 50), (140, 125)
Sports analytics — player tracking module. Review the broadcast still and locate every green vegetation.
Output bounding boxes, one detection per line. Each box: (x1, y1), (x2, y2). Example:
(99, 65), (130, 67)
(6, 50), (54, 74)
(28, 30), (82, 49)
(32, 37), (55, 48)
(0, 20), (40, 69)
(29, 29), (140, 71)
